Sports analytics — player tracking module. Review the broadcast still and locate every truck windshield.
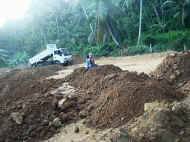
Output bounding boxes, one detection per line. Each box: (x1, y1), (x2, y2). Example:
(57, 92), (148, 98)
(54, 49), (71, 56)
(62, 49), (71, 56)
(54, 50), (62, 56)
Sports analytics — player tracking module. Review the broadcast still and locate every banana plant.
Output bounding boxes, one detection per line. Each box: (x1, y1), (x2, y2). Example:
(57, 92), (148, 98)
(162, 0), (190, 27)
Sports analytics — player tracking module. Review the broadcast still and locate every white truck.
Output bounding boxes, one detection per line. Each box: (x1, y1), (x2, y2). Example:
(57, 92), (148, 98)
(29, 44), (72, 67)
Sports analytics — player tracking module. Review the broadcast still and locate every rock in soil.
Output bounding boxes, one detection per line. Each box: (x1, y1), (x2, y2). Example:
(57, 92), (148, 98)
(51, 117), (62, 128)
(10, 112), (24, 125)
(74, 126), (80, 133)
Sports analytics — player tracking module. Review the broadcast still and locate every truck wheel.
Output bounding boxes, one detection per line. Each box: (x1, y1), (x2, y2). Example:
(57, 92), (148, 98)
(68, 61), (73, 65)
(54, 61), (61, 65)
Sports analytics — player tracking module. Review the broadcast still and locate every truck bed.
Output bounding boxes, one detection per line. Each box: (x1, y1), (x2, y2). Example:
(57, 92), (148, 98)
(29, 49), (54, 65)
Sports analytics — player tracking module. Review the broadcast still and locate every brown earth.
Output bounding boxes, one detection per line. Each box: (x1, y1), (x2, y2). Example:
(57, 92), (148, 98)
(0, 52), (189, 142)
(124, 99), (190, 142)
(152, 52), (190, 86)
(152, 51), (190, 97)
(0, 65), (84, 142)
(65, 65), (122, 95)
(66, 65), (183, 129)
(72, 55), (83, 65)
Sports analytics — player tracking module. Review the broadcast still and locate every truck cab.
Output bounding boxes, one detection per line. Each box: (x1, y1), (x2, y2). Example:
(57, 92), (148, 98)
(53, 48), (72, 64)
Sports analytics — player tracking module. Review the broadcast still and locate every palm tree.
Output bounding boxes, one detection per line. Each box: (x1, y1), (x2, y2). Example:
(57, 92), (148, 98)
(80, 0), (121, 46)
(96, 0), (122, 46)
(137, 0), (143, 46)
(162, 0), (190, 27)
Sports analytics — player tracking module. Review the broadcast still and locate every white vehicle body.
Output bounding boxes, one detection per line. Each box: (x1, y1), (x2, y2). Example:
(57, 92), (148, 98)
(29, 44), (72, 66)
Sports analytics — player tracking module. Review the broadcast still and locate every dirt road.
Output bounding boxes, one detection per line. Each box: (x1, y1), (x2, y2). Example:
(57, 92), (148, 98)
(49, 52), (168, 80)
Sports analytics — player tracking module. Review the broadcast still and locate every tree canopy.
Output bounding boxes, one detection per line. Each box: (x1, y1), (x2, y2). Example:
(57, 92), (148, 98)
(0, 0), (190, 66)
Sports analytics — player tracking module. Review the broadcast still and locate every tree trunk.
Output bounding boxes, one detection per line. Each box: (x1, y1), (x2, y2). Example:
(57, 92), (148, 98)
(137, 0), (143, 46)
(81, 4), (94, 33)
(182, 4), (185, 27)
(55, 16), (60, 39)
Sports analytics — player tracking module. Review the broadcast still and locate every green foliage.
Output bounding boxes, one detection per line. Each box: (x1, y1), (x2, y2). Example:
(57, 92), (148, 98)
(143, 30), (190, 51)
(0, 49), (8, 67)
(72, 43), (121, 58)
(9, 51), (29, 66)
(0, 0), (190, 67)
(127, 45), (150, 56)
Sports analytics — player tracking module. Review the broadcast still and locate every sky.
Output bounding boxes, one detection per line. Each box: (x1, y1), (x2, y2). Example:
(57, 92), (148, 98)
(0, 0), (30, 27)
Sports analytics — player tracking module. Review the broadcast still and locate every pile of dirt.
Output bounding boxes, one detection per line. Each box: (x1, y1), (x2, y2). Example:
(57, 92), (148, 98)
(87, 72), (182, 128)
(122, 100), (190, 142)
(0, 62), (186, 141)
(66, 65), (183, 128)
(152, 52), (190, 86)
(65, 65), (122, 97)
(0, 65), (83, 142)
(0, 64), (64, 80)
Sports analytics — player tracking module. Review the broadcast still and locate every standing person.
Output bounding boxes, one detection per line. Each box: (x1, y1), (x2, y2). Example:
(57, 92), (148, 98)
(88, 52), (96, 67)
(84, 53), (97, 70)
(84, 55), (91, 70)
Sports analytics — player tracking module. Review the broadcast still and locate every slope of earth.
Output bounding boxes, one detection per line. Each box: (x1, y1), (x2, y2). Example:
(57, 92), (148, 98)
(0, 52), (182, 142)
(43, 120), (120, 142)
(65, 65), (183, 129)
(0, 65), (85, 142)
(152, 52), (190, 95)
(118, 98), (190, 142)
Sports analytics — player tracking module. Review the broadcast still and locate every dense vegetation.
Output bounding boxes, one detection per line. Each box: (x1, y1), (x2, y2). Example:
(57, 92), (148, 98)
(0, 0), (190, 66)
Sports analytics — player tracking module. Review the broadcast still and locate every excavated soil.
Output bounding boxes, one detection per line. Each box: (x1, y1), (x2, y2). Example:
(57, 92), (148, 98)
(65, 65), (122, 99)
(0, 60), (187, 141)
(152, 51), (190, 96)
(124, 100), (190, 142)
(152, 52), (190, 86)
(66, 65), (183, 128)
(0, 65), (64, 79)
(0, 65), (84, 142)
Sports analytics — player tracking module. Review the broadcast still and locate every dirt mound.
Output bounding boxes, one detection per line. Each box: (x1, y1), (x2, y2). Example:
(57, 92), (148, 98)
(0, 63), (185, 141)
(152, 52), (190, 86)
(0, 65), (83, 142)
(87, 72), (181, 128)
(65, 65), (122, 96)
(0, 65), (64, 80)
(66, 65), (182, 128)
(123, 100), (190, 142)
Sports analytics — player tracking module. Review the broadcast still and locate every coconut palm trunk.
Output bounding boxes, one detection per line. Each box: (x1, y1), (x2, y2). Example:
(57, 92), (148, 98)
(137, 0), (143, 46)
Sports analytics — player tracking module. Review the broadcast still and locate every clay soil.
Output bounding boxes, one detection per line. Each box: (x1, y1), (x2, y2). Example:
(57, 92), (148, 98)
(0, 65), (83, 142)
(0, 52), (189, 142)
(152, 52), (190, 96)
(152, 52), (190, 85)
(66, 65), (183, 128)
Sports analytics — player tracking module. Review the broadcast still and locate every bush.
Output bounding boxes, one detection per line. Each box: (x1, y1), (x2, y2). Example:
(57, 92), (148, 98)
(143, 31), (190, 52)
(74, 43), (121, 58)
(9, 51), (29, 66)
(127, 45), (150, 55)
(0, 49), (8, 67)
